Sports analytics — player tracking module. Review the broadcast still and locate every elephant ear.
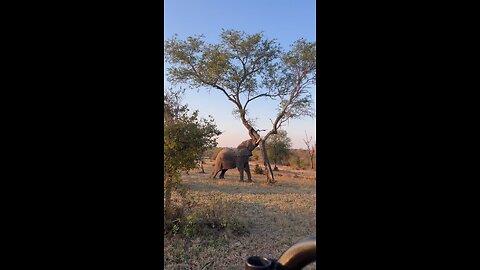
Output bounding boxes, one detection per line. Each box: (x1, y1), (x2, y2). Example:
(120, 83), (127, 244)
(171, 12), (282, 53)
(237, 139), (256, 156)
(237, 148), (252, 157)
(238, 139), (257, 151)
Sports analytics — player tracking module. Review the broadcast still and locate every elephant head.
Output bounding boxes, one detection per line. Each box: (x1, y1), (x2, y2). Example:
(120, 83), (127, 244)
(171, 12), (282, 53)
(236, 138), (260, 157)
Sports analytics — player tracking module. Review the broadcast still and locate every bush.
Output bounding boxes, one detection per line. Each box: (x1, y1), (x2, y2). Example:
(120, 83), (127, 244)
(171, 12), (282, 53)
(285, 149), (312, 169)
(253, 164), (264, 174)
(290, 156), (306, 170)
(252, 149), (262, 162)
(164, 89), (221, 233)
(164, 191), (187, 234)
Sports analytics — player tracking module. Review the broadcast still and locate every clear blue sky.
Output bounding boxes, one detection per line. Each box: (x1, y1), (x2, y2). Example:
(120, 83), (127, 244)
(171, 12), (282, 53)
(164, 0), (316, 149)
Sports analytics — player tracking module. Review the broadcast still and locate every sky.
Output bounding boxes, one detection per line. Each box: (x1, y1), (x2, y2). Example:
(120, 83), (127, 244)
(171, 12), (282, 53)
(164, 0), (316, 149)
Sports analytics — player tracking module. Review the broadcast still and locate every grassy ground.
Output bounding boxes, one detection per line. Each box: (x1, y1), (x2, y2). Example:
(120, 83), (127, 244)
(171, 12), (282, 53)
(164, 160), (316, 270)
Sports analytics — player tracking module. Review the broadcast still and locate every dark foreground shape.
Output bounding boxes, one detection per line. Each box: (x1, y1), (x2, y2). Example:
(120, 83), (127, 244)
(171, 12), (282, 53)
(245, 236), (316, 270)
(245, 256), (272, 270)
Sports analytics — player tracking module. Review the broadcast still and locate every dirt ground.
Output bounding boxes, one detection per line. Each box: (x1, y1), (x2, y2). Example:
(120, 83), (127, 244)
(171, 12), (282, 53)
(164, 160), (317, 269)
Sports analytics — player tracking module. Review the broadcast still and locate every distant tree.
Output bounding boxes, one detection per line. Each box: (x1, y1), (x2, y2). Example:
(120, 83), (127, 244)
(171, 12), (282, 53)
(303, 131), (315, 170)
(295, 156), (303, 170)
(266, 130), (291, 171)
(165, 30), (315, 184)
(164, 88), (221, 229)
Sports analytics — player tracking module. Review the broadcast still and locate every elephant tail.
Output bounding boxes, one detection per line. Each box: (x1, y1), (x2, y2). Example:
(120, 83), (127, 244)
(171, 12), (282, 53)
(211, 151), (223, 179)
(211, 163), (222, 178)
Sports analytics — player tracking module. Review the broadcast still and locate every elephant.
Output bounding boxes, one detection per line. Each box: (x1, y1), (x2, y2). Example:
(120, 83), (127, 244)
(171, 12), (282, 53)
(211, 137), (260, 182)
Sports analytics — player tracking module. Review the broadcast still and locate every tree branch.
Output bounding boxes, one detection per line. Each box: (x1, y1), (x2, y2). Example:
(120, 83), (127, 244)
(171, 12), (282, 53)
(244, 93), (273, 109)
(213, 85), (237, 104)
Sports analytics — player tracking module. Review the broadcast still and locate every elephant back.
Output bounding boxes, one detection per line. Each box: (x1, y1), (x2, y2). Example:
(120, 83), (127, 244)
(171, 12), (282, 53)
(236, 147), (252, 157)
(217, 148), (235, 159)
(216, 148), (237, 169)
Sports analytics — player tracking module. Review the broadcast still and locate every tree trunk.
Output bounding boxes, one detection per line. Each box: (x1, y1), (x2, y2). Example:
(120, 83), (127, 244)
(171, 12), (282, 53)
(164, 175), (173, 222)
(259, 140), (275, 184)
(238, 116), (275, 184)
(199, 159), (205, 173)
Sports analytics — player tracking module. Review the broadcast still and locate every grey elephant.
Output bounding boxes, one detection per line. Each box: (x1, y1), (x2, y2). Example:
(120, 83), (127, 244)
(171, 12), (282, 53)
(211, 138), (260, 182)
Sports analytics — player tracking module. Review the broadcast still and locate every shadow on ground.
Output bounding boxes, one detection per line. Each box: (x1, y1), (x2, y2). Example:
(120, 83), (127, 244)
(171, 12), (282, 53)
(184, 173), (316, 195)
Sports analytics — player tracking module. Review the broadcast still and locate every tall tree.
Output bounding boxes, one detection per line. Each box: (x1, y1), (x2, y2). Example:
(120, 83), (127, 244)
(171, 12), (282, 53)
(165, 30), (315, 183)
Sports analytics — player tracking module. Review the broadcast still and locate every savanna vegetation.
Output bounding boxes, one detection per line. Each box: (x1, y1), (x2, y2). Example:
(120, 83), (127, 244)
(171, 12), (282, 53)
(165, 29), (316, 184)
(164, 119), (316, 269)
(164, 30), (316, 269)
(164, 159), (316, 270)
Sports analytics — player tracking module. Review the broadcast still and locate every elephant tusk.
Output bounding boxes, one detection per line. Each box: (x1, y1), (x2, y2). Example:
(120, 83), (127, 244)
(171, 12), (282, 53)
(255, 137), (262, 145)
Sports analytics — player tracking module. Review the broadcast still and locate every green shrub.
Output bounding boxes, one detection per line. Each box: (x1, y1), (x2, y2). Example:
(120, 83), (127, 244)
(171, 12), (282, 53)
(183, 213), (200, 237)
(164, 89), (221, 234)
(252, 149), (262, 162)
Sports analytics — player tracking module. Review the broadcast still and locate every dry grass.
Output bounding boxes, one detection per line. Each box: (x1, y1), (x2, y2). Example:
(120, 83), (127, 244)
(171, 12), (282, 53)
(164, 160), (316, 270)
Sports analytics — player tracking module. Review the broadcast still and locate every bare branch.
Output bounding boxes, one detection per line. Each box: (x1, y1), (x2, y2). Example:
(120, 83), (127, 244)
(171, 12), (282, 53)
(213, 85), (237, 104)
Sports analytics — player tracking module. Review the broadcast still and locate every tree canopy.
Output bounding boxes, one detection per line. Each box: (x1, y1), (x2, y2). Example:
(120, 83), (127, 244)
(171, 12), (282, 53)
(164, 88), (221, 174)
(266, 130), (292, 170)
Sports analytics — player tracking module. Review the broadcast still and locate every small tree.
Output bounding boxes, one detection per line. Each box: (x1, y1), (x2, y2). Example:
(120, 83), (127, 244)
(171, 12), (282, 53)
(197, 158), (206, 173)
(303, 131), (315, 170)
(266, 130), (291, 170)
(295, 156), (303, 170)
(164, 89), (221, 229)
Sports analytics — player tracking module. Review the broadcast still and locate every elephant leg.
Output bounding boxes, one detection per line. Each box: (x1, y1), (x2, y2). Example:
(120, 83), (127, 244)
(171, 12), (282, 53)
(245, 162), (253, 182)
(212, 169), (220, 179)
(237, 163), (245, 182)
(219, 169), (227, 179)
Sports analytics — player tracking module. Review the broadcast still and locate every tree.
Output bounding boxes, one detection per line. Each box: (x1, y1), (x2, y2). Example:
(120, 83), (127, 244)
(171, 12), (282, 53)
(303, 131), (316, 170)
(165, 30), (316, 184)
(164, 87), (188, 124)
(164, 88), (221, 228)
(266, 130), (291, 170)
